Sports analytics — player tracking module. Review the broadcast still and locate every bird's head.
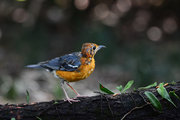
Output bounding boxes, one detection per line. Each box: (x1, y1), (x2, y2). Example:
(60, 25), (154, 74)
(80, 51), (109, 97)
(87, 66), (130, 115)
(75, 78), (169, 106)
(81, 43), (106, 58)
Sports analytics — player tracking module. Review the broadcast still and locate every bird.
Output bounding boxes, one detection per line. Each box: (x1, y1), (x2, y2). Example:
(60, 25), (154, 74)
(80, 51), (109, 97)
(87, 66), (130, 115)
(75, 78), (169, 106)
(26, 43), (105, 103)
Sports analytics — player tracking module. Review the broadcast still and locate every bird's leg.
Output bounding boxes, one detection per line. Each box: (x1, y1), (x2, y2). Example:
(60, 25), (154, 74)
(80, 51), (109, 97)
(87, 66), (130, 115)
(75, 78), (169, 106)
(66, 82), (88, 98)
(66, 82), (80, 96)
(60, 80), (80, 104)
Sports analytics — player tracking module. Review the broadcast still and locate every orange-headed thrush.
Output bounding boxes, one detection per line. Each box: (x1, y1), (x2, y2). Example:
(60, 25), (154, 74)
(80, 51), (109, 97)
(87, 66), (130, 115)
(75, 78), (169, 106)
(26, 43), (105, 103)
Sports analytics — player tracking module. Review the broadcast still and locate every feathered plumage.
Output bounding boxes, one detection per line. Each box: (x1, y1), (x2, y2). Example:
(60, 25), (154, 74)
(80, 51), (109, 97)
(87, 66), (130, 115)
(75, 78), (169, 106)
(26, 52), (82, 72)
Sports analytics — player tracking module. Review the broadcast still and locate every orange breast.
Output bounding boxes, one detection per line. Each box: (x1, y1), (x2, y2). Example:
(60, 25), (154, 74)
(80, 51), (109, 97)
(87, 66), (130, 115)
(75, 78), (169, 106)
(56, 58), (95, 82)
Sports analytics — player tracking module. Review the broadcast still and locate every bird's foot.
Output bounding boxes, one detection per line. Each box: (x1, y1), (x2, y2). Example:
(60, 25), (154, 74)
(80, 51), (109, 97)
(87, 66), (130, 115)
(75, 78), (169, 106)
(64, 98), (80, 104)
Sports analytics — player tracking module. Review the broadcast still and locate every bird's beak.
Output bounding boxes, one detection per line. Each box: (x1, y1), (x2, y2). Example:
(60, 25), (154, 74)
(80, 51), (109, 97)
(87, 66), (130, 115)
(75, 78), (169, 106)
(97, 45), (106, 51)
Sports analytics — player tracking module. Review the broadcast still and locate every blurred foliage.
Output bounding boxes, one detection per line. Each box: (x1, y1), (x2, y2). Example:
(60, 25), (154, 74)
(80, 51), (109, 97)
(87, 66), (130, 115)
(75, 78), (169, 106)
(5, 84), (18, 100)
(0, 0), (179, 103)
(53, 85), (64, 100)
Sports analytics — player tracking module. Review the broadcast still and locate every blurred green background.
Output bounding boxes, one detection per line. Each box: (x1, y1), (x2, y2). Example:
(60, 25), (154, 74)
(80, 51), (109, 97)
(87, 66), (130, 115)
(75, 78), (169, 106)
(0, 0), (179, 103)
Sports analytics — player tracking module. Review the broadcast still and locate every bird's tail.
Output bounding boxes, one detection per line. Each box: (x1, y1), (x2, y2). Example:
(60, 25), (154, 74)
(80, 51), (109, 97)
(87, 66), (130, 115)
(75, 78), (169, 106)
(25, 64), (42, 69)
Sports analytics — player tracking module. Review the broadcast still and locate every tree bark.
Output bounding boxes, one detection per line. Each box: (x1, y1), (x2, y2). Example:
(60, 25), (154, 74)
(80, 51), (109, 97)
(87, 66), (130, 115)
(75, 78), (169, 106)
(1, 82), (180, 120)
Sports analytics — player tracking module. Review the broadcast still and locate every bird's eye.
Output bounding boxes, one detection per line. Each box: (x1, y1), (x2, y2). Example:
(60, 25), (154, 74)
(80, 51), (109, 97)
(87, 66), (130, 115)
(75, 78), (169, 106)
(93, 46), (96, 50)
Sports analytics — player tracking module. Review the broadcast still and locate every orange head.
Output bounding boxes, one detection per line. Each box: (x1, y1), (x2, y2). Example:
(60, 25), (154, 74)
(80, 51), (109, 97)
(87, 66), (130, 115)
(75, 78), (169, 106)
(81, 43), (106, 58)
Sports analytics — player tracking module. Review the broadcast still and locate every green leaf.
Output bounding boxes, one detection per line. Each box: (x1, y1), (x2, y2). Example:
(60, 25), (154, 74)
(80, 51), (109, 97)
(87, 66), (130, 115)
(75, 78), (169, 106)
(157, 83), (176, 107)
(54, 101), (59, 104)
(36, 116), (42, 120)
(11, 118), (16, 120)
(122, 80), (134, 93)
(169, 91), (180, 101)
(26, 90), (30, 104)
(116, 85), (123, 92)
(99, 82), (114, 94)
(171, 81), (176, 85)
(144, 91), (162, 111)
(138, 82), (157, 90)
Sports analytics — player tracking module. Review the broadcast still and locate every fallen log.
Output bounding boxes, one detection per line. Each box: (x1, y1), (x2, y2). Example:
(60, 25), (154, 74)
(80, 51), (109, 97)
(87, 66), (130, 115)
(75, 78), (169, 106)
(1, 82), (180, 120)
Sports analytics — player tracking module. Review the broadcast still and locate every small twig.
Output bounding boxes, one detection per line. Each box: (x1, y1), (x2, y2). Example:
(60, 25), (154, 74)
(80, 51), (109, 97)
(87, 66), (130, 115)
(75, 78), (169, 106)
(94, 91), (104, 117)
(100, 92), (103, 116)
(120, 95), (126, 110)
(139, 91), (149, 103)
(128, 93), (137, 107)
(104, 96), (114, 118)
(121, 103), (149, 120)
(54, 103), (61, 120)
(94, 91), (114, 118)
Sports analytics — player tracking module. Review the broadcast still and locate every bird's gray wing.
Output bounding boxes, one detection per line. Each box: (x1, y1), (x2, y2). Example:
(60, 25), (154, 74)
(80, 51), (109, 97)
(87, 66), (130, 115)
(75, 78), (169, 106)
(26, 52), (82, 72)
